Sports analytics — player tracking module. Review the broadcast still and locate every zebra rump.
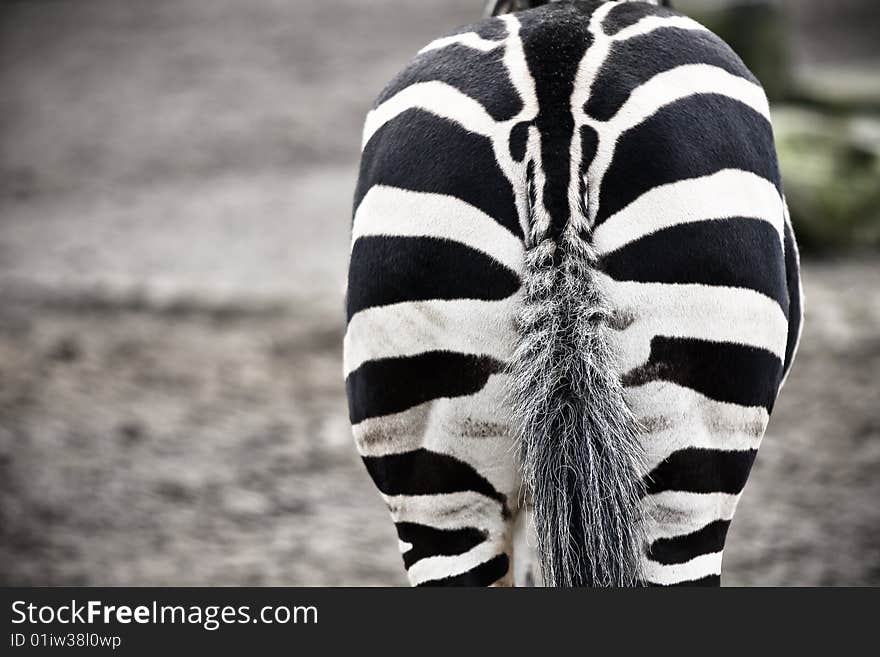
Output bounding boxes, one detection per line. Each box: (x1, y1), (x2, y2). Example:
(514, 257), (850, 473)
(510, 189), (649, 587)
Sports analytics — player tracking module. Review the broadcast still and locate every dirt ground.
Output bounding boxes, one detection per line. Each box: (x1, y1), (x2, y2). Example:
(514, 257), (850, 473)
(1, 0), (878, 586)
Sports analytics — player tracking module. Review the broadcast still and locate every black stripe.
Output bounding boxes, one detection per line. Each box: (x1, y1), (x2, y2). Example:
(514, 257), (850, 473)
(396, 523), (487, 570)
(362, 448), (506, 503)
(417, 553), (510, 587)
(518, 3), (594, 241)
(579, 124), (599, 217)
(646, 448), (757, 495)
(782, 218), (802, 379)
(621, 336), (783, 410)
(648, 520), (732, 565)
(595, 94), (780, 227)
(346, 351), (502, 424)
(602, 2), (677, 36)
(354, 109), (521, 237)
(600, 217), (788, 310)
(509, 120), (529, 162)
(376, 42), (521, 122)
(586, 28), (756, 121)
(648, 575), (721, 587)
(346, 235), (520, 320)
(449, 17), (508, 41)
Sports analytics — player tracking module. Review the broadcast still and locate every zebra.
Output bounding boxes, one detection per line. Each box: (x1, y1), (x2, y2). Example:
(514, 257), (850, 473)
(345, 0), (803, 586)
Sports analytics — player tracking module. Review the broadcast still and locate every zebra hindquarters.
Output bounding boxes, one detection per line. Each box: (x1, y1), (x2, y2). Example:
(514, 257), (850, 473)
(344, 0), (805, 587)
(344, 182), (527, 586)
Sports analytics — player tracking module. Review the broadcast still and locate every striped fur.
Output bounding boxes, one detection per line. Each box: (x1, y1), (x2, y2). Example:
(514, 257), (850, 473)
(345, 0), (802, 587)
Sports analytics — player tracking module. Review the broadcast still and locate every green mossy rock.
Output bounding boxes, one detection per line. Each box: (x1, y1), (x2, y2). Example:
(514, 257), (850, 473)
(773, 107), (880, 252)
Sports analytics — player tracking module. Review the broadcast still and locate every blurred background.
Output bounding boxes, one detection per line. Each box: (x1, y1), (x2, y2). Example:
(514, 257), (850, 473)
(0, 0), (877, 586)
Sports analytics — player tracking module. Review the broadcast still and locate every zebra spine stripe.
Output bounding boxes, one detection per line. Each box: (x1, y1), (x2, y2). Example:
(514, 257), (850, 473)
(511, 177), (649, 588)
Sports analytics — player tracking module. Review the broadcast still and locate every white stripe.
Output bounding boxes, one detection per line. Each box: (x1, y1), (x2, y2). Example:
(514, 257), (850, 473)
(566, 1), (621, 223)
(644, 491), (741, 542)
(344, 297), (518, 376)
(497, 15), (541, 237)
(626, 381), (769, 473)
(361, 81), (498, 149)
(352, 374), (518, 496)
(419, 32), (503, 54)
(643, 551), (724, 585)
(499, 15), (539, 119)
(384, 491), (508, 532)
(607, 64), (770, 135)
(571, 1), (619, 113)
(778, 199), (804, 392)
(599, 277), (789, 371)
(352, 186), (524, 274)
(612, 14), (710, 43)
(593, 169), (785, 255)
(353, 403), (432, 457)
(398, 540), (413, 554)
(351, 375), (514, 460)
(407, 541), (504, 586)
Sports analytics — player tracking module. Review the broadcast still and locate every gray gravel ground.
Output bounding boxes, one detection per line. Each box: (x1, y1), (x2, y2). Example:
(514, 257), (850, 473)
(1, 0), (878, 586)
(0, 260), (878, 586)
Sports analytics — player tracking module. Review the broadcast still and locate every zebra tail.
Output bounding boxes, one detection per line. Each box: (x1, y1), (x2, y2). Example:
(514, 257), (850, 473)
(510, 197), (649, 587)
